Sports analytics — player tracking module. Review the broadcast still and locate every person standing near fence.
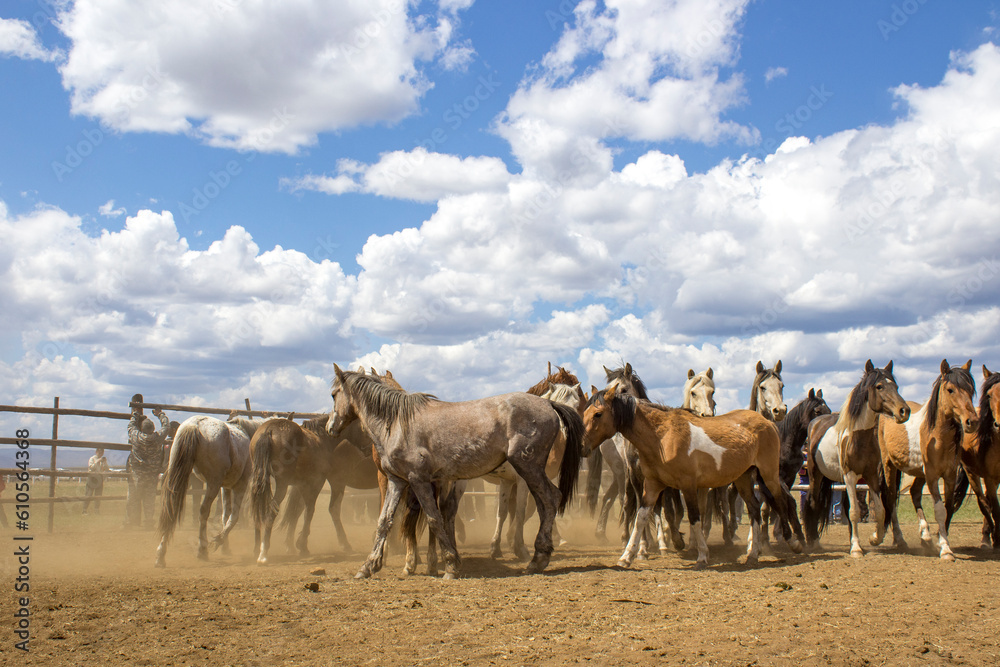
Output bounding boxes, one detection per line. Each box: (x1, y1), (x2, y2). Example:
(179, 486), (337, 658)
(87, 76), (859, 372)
(82, 447), (110, 515)
(124, 406), (170, 529)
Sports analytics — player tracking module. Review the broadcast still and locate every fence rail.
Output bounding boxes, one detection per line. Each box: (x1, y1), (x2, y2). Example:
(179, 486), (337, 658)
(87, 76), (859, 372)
(0, 394), (331, 532)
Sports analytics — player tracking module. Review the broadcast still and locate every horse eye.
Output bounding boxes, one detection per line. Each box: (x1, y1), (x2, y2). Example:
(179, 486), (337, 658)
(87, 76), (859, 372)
(876, 384), (883, 390)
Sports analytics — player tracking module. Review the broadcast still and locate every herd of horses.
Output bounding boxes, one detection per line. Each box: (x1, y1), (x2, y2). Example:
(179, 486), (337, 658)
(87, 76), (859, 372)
(151, 357), (1000, 579)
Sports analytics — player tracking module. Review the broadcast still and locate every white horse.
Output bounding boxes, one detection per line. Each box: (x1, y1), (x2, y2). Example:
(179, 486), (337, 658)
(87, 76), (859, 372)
(154, 415), (263, 568)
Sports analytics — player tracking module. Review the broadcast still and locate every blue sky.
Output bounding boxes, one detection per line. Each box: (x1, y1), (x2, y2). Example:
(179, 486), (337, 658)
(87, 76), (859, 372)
(1, 0), (999, 465)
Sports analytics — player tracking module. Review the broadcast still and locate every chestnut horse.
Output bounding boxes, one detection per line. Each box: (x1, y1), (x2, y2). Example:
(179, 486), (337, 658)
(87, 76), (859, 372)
(804, 360), (910, 556)
(582, 385), (805, 569)
(880, 359), (978, 560)
(961, 365), (1000, 549)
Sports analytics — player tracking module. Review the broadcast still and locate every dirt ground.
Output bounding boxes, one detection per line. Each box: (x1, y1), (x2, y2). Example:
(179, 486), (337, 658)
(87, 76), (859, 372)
(2, 501), (999, 667)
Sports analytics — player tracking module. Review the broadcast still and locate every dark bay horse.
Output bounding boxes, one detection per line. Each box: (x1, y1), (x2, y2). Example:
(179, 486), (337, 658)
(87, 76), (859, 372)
(879, 359), (977, 560)
(762, 388), (831, 541)
(961, 365), (1000, 549)
(327, 364), (583, 579)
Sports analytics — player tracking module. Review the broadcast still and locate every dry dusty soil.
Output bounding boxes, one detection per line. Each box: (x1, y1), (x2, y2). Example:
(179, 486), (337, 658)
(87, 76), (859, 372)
(2, 505), (999, 666)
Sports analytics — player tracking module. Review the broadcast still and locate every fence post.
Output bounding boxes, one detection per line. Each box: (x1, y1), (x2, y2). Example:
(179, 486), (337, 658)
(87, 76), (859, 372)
(49, 397), (59, 533)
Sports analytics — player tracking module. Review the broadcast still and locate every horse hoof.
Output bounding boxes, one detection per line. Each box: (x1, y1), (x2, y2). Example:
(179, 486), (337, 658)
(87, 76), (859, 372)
(787, 538), (803, 555)
(154, 559), (166, 569)
(849, 548), (863, 558)
(256, 557), (268, 566)
(443, 572), (457, 580)
(745, 556), (758, 567)
(940, 552), (956, 562)
(693, 561), (708, 571)
(197, 551), (209, 562)
(489, 547), (502, 560)
(616, 559), (631, 569)
(354, 569), (370, 580)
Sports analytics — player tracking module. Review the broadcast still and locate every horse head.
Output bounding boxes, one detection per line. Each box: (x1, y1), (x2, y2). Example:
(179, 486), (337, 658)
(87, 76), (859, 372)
(979, 365), (1000, 437)
(860, 359), (910, 424)
(752, 360), (786, 422)
(327, 363), (360, 438)
(799, 387), (832, 429)
(929, 359), (978, 434)
(582, 384), (631, 453)
(683, 368), (716, 417)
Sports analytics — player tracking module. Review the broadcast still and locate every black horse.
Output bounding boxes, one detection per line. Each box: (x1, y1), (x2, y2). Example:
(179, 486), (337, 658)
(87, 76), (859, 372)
(763, 388), (831, 541)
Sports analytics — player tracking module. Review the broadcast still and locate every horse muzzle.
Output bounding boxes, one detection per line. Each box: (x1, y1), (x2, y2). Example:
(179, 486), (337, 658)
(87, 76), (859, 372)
(894, 405), (911, 424)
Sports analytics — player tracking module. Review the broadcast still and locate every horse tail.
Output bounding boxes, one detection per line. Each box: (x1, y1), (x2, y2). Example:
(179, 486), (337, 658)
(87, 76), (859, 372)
(754, 467), (781, 512)
(277, 486), (304, 531)
(156, 422), (199, 545)
(585, 446), (604, 517)
(249, 427), (276, 528)
(952, 465), (970, 514)
(550, 401), (584, 514)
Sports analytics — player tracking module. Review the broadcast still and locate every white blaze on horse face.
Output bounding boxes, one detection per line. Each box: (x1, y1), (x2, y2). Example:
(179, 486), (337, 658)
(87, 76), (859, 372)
(905, 403), (927, 468)
(687, 423), (725, 469)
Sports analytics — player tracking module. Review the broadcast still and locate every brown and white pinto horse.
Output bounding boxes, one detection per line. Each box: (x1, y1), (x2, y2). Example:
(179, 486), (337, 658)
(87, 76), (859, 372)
(582, 385), (805, 569)
(961, 365), (1000, 549)
(804, 360), (910, 557)
(880, 359), (978, 560)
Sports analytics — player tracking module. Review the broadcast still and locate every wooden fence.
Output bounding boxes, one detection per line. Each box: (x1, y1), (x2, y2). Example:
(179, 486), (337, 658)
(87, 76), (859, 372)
(0, 395), (329, 532)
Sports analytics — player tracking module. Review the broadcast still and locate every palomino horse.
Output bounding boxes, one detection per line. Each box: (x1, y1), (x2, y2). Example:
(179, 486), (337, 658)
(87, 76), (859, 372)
(582, 385), (805, 569)
(804, 360), (910, 556)
(879, 359), (978, 560)
(762, 388), (831, 541)
(249, 417), (358, 565)
(961, 365), (1000, 549)
(155, 416), (262, 567)
(327, 364), (583, 579)
(714, 361), (787, 545)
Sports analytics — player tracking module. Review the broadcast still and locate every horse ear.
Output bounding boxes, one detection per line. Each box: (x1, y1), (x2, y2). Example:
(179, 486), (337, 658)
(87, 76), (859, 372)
(603, 385), (618, 401)
(961, 359), (972, 371)
(706, 367), (713, 379)
(357, 365), (366, 374)
(687, 369), (696, 379)
(940, 359), (950, 375)
(817, 389), (823, 398)
(756, 360), (764, 374)
(984, 365), (992, 379)
(625, 362), (633, 375)
(334, 364), (346, 383)
(386, 370), (394, 379)
(864, 359), (874, 373)
(591, 384), (600, 396)
(603, 365), (611, 377)
(885, 360), (893, 374)
(774, 359), (782, 375)
(808, 388), (815, 399)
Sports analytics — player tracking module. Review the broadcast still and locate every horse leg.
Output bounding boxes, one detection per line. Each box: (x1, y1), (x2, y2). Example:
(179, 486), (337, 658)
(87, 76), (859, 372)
(295, 481), (322, 556)
(911, 479), (933, 544)
(733, 471), (762, 565)
(198, 485), (221, 560)
(510, 467), (561, 575)
(930, 474), (956, 561)
(683, 487), (710, 570)
(407, 479), (460, 579)
(883, 465), (907, 550)
(400, 488), (421, 576)
(257, 482), (287, 566)
(986, 477), (1000, 550)
(595, 479), (618, 542)
(662, 487), (685, 551)
(490, 480), (512, 559)
(844, 471), (865, 558)
(618, 479), (667, 568)
(867, 471), (887, 548)
(358, 476), (407, 579)
(512, 476), (531, 561)
(701, 489), (715, 545)
(758, 474), (804, 555)
(328, 483), (352, 553)
(726, 484), (741, 545)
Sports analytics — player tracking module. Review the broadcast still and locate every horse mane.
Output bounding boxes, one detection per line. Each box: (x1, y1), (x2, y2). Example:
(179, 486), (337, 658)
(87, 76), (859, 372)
(975, 371), (1000, 454)
(926, 364), (976, 430)
(543, 383), (581, 405)
(337, 370), (437, 435)
(604, 364), (650, 400)
(844, 365), (896, 424)
(589, 391), (638, 432)
(749, 368), (781, 413)
(777, 395), (813, 440)
(527, 366), (581, 396)
(300, 418), (329, 435)
(227, 417), (261, 437)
